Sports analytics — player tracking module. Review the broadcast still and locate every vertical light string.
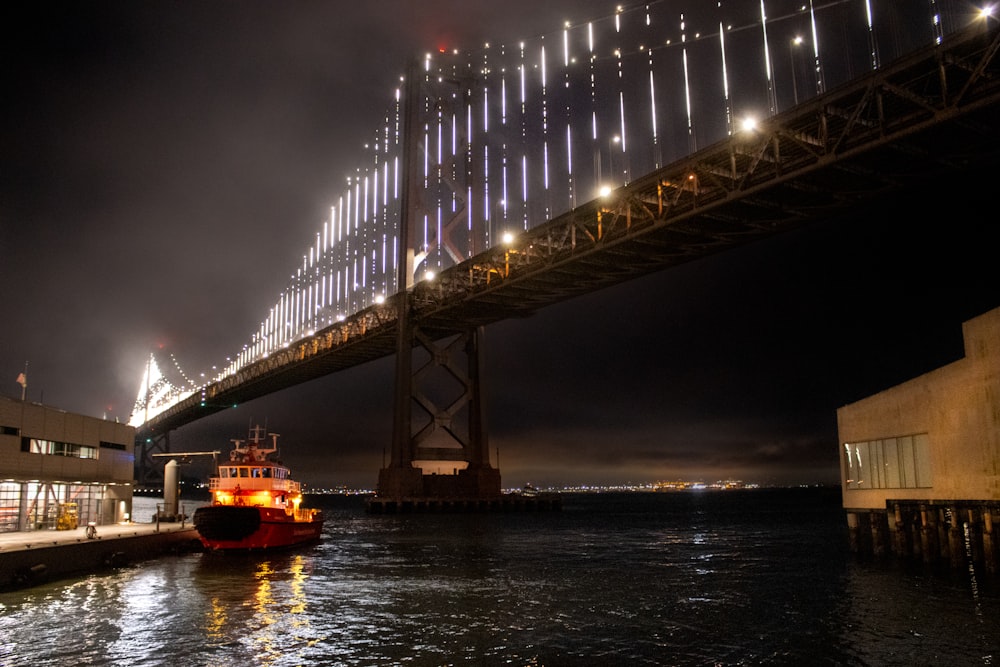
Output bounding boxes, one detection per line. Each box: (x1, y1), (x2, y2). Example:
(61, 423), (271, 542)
(363, 173), (370, 302)
(540, 41), (551, 220)
(499, 43), (509, 240)
(354, 179), (362, 309)
(381, 114), (390, 298)
(930, 0), (944, 45)
(719, 2), (733, 136)
(435, 99), (444, 277)
(337, 196), (344, 314)
(391, 85), (402, 296)
(588, 21), (600, 191)
(680, 13), (695, 153)
(563, 23), (575, 210)
(371, 147), (379, 303)
(760, 0), (777, 115)
(615, 6), (626, 185)
(864, 0), (879, 70)
(482, 45), (491, 251)
(807, 0), (825, 94)
(645, 5), (662, 169)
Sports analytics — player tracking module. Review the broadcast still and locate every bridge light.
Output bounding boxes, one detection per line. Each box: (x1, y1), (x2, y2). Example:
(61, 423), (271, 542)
(374, 295), (385, 304)
(740, 116), (759, 132)
(424, 270), (436, 281)
(981, 5), (996, 19)
(502, 231), (515, 245)
(598, 185), (613, 198)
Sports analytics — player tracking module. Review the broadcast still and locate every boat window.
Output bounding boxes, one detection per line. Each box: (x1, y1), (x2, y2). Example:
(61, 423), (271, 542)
(251, 468), (261, 478)
(261, 468), (272, 478)
(238, 467), (249, 478)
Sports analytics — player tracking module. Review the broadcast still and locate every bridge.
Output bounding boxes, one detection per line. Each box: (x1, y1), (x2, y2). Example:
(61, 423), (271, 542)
(130, 1), (1000, 501)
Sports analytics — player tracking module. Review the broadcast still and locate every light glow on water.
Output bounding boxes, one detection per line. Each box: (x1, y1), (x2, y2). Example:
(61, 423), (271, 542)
(2, 490), (997, 665)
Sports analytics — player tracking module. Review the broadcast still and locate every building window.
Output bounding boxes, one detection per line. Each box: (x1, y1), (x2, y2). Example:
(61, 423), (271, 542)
(0, 482), (106, 532)
(26, 438), (98, 460)
(0, 482), (21, 532)
(844, 433), (932, 490)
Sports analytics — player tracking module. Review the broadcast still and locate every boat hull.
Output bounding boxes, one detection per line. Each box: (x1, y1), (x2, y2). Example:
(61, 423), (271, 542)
(193, 506), (323, 551)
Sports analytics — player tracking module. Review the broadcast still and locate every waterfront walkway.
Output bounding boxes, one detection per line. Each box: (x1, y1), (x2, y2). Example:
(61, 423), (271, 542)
(0, 521), (201, 591)
(0, 521), (195, 553)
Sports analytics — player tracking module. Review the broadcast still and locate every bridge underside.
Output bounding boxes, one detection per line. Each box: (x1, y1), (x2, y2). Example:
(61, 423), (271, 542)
(136, 21), (1000, 491)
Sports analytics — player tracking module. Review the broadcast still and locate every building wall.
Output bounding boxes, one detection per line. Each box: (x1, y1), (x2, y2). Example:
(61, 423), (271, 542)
(0, 396), (135, 528)
(0, 396), (135, 483)
(837, 306), (1000, 511)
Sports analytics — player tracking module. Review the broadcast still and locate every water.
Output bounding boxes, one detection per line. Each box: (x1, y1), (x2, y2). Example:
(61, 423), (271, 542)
(1, 488), (997, 666)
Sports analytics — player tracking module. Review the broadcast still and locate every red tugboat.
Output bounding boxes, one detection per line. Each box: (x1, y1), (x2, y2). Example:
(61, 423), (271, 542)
(193, 425), (323, 551)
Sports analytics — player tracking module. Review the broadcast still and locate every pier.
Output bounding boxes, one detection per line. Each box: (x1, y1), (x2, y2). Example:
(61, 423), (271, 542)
(848, 501), (1000, 573)
(0, 521), (201, 592)
(366, 492), (562, 514)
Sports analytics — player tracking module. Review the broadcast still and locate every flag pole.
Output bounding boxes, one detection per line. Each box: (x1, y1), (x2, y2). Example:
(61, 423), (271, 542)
(20, 361), (27, 401)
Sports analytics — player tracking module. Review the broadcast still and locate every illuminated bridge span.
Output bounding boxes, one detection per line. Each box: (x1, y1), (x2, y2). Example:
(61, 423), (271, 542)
(131, 1), (1000, 499)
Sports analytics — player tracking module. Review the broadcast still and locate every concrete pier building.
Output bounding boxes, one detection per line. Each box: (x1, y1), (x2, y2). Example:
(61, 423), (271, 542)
(0, 396), (134, 533)
(838, 306), (1000, 570)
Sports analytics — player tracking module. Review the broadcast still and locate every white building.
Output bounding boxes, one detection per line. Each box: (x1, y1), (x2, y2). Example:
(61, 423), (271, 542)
(0, 396), (134, 532)
(837, 306), (1000, 568)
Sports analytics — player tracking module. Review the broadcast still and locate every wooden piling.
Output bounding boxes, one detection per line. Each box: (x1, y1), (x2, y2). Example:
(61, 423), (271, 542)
(846, 500), (1000, 572)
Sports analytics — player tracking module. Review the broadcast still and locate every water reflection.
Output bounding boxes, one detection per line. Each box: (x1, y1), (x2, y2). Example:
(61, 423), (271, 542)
(193, 551), (320, 665)
(2, 491), (998, 665)
(841, 557), (999, 665)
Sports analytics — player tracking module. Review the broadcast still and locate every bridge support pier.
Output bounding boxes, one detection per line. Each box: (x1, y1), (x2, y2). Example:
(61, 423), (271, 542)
(135, 431), (171, 490)
(373, 323), (502, 507)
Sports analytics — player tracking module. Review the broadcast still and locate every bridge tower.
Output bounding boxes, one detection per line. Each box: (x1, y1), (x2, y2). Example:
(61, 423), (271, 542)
(375, 59), (502, 505)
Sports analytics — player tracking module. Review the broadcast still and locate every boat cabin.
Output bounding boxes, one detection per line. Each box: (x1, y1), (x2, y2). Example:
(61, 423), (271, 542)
(218, 465), (290, 481)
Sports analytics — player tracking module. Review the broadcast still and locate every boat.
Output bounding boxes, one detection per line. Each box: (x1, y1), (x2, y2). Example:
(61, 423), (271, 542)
(192, 425), (323, 551)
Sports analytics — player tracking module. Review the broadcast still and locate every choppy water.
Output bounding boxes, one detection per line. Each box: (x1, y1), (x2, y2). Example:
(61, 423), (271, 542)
(1, 488), (998, 666)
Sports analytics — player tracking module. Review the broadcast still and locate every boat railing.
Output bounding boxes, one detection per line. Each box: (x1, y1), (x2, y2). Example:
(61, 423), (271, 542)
(293, 507), (320, 522)
(209, 478), (301, 493)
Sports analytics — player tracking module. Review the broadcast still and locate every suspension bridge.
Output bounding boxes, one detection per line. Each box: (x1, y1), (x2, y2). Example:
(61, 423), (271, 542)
(129, 1), (1000, 502)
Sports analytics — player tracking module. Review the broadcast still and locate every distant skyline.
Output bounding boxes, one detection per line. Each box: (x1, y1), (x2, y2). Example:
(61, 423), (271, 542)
(2, 1), (996, 489)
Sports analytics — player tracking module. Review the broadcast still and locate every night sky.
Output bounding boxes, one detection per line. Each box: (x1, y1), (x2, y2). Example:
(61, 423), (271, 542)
(2, 1), (996, 490)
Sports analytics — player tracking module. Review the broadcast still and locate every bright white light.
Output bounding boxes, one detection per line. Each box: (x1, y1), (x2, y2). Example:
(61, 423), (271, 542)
(741, 117), (758, 132)
(502, 231), (514, 245)
(424, 270), (435, 281)
(599, 185), (613, 198)
(374, 295), (385, 304)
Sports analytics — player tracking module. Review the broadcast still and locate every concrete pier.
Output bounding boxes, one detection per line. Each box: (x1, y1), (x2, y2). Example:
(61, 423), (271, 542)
(0, 522), (202, 592)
